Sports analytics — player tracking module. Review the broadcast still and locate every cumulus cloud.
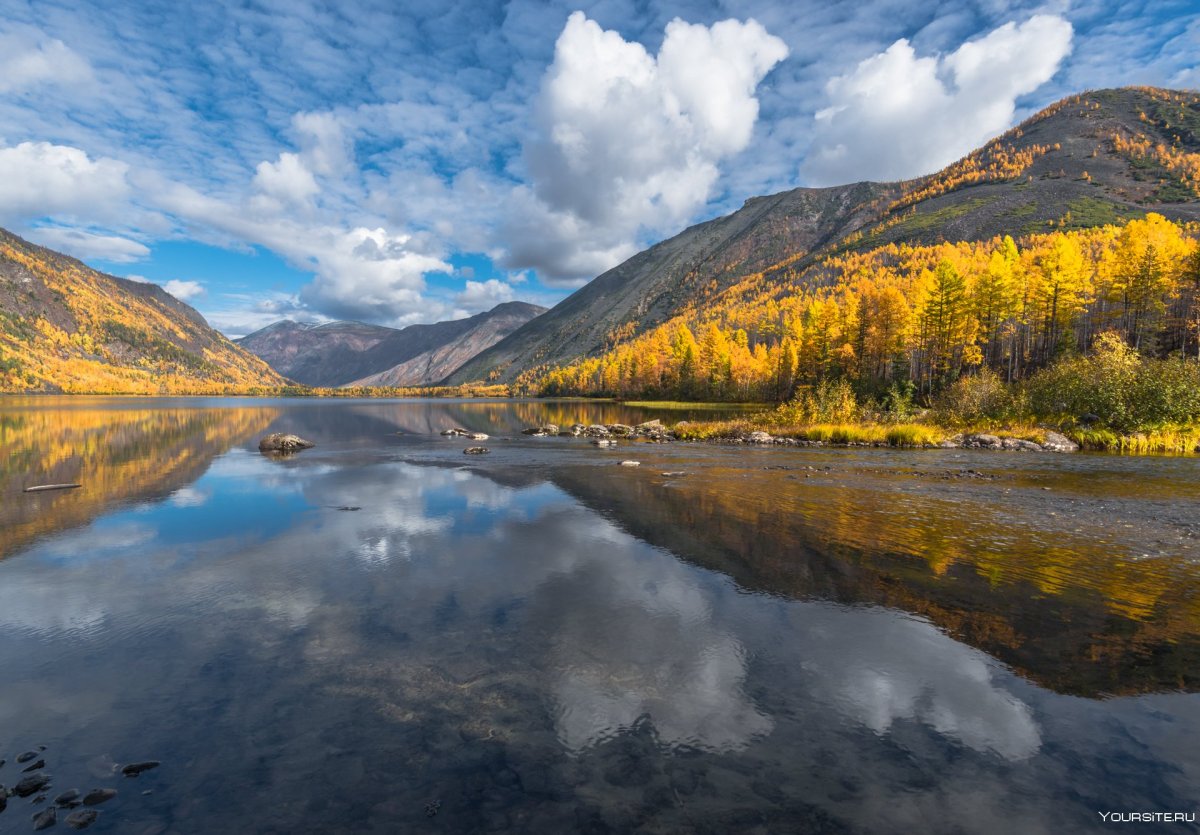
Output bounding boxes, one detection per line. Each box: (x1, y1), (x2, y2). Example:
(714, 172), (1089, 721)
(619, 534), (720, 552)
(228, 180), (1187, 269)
(252, 152), (319, 207)
(803, 14), (1073, 186)
(163, 279), (205, 301)
(455, 278), (515, 312)
(508, 11), (788, 284)
(0, 142), (132, 224)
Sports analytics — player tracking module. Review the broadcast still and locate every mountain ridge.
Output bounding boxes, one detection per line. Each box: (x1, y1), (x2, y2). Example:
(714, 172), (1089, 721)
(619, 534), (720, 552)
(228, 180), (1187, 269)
(238, 300), (546, 387)
(0, 228), (285, 393)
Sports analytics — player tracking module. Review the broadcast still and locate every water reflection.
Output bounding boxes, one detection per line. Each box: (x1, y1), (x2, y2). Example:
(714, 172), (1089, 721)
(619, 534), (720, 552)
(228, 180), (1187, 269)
(1, 397), (1199, 832)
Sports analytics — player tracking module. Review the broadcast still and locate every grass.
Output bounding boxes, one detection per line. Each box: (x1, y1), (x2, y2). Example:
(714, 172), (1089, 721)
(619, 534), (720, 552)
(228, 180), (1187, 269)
(1068, 426), (1200, 454)
(671, 417), (946, 447)
(621, 400), (769, 410)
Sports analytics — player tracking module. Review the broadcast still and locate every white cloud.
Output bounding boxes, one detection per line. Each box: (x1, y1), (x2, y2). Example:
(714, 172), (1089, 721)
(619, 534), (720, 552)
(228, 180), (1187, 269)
(0, 28), (92, 94)
(163, 279), (205, 301)
(0, 141), (132, 224)
(803, 14), (1073, 186)
(454, 278), (515, 312)
(509, 11), (788, 283)
(252, 152), (319, 206)
(30, 227), (149, 262)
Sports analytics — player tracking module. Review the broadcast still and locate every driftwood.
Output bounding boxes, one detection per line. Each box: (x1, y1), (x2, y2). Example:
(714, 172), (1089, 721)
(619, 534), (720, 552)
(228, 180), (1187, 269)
(23, 483), (82, 493)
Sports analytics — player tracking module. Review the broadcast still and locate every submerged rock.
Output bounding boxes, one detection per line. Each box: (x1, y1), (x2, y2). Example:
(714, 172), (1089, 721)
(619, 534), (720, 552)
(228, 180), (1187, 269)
(22, 759), (45, 773)
(81, 788), (116, 806)
(120, 762), (160, 778)
(15, 774), (51, 798)
(65, 809), (99, 830)
(258, 433), (315, 453)
(16, 752), (38, 765)
(463, 447), (490, 455)
(32, 807), (56, 830)
(54, 789), (81, 807)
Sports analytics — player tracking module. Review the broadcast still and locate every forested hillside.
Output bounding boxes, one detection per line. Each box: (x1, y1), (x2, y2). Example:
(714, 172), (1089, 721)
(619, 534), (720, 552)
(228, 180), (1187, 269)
(453, 87), (1200, 391)
(0, 229), (285, 393)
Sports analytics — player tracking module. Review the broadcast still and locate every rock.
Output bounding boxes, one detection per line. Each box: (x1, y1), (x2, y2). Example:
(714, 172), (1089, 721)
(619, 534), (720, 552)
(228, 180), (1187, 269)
(425, 800), (442, 817)
(23, 483), (82, 493)
(22, 759), (45, 772)
(440, 428), (469, 437)
(619, 460), (640, 467)
(661, 471), (686, 477)
(1078, 413), (1101, 425)
(120, 762), (160, 778)
(15, 775), (51, 798)
(746, 431), (773, 444)
(55, 789), (81, 806)
(463, 447), (490, 455)
(32, 807), (56, 830)
(635, 419), (662, 430)
(583, 424), (610, 437)
(1001, 437), (1042, 451)
(469, 433), (489, 441)
(591, 438), (616, 447)
(258, 433), (315, 453)
(937, 434), (964, 449)
(66, 809), (99, 830)
(82, 788), (117, 806)
(16, 752), (38, 764)
(607, 424), (634, 436)
(962, 433), (1003, 449)
(1041, 431), (1079, 453)
(0, 791), (6, 813)
(569, 423), (587, 435)
(521, 424), (558, 436)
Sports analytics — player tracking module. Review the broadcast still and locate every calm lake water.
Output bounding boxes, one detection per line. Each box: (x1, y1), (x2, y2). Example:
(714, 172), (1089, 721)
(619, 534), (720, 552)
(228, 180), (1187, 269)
(1, 396), (1199, 834)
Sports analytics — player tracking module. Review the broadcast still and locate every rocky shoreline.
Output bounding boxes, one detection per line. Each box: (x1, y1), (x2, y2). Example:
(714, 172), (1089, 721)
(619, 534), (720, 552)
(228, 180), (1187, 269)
(498, 421), (1082, 453)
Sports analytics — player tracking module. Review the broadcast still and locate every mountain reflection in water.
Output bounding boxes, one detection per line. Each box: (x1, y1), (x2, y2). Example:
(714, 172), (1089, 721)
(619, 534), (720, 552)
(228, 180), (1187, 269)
(0, 396), (1197, 834)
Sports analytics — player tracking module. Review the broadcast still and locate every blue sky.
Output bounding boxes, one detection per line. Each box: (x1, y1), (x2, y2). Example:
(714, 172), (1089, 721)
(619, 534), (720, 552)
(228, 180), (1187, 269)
(0, 0), (1196, 336)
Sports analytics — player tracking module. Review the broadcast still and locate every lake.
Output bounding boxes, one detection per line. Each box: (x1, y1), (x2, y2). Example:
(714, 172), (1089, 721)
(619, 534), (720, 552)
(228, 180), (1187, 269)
(1, 396), (1198, 834)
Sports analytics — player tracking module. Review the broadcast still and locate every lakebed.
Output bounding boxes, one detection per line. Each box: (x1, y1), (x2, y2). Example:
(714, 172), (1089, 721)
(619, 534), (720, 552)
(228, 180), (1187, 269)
(1, 396), (1198, 833)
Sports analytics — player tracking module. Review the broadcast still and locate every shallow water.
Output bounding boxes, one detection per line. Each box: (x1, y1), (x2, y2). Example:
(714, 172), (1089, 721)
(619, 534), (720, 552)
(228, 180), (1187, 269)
(1, 397), (1199, 834)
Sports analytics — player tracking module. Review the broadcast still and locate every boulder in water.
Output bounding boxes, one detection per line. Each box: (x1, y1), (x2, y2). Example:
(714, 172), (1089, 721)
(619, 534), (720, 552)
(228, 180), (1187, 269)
(258, 433), (315, 453)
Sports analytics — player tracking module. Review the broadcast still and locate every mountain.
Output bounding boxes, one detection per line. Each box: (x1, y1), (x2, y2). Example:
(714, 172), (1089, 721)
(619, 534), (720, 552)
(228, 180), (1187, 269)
(347, 302), (549, 387)
(238, 301), (546, 387)
(0, 228), (285, 393)
(447, 87), (1200, 384)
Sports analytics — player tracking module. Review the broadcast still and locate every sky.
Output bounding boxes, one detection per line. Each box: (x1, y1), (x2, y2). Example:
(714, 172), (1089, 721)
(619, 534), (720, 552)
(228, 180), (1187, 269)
(0, 0), (1196, 337)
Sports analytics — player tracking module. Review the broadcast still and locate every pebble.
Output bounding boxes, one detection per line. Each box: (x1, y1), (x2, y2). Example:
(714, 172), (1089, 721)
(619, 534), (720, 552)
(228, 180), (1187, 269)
(82, 788), (117, 806)
(32, 807), (56, 830)
(65, 809), (99, 830)
(425, 800), (442, 817)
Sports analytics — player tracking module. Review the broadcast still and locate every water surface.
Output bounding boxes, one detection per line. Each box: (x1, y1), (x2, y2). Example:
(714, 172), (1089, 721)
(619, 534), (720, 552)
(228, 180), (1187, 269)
(1, 397), (1198, 834)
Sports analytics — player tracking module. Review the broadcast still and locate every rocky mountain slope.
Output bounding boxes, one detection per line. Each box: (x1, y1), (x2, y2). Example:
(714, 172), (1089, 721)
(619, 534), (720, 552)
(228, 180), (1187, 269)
(0, 228), (285, 393)
(448, 86), (1200, 384)
(238, 301), (546, 387)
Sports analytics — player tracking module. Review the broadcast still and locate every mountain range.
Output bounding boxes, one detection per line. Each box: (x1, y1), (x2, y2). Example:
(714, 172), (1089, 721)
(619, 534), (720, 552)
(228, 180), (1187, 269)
(235, 301), (546, 387)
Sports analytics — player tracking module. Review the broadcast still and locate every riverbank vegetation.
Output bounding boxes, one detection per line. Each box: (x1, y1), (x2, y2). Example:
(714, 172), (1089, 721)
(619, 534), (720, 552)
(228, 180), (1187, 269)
(523, 214), (1200, 450)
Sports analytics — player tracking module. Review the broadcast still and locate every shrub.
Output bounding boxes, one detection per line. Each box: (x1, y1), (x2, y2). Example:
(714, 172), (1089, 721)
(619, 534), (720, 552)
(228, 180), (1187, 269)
(931, 368), (1020, 427)
(772, 378), (860, 425)
(1026, 332), (1200, 430)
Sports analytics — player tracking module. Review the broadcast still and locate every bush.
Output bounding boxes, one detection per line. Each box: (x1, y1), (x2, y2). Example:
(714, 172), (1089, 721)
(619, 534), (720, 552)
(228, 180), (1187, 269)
(772, 378), (859, 425)
(931, 368), (1021, 427)
(1026, 332), (1200, 430)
